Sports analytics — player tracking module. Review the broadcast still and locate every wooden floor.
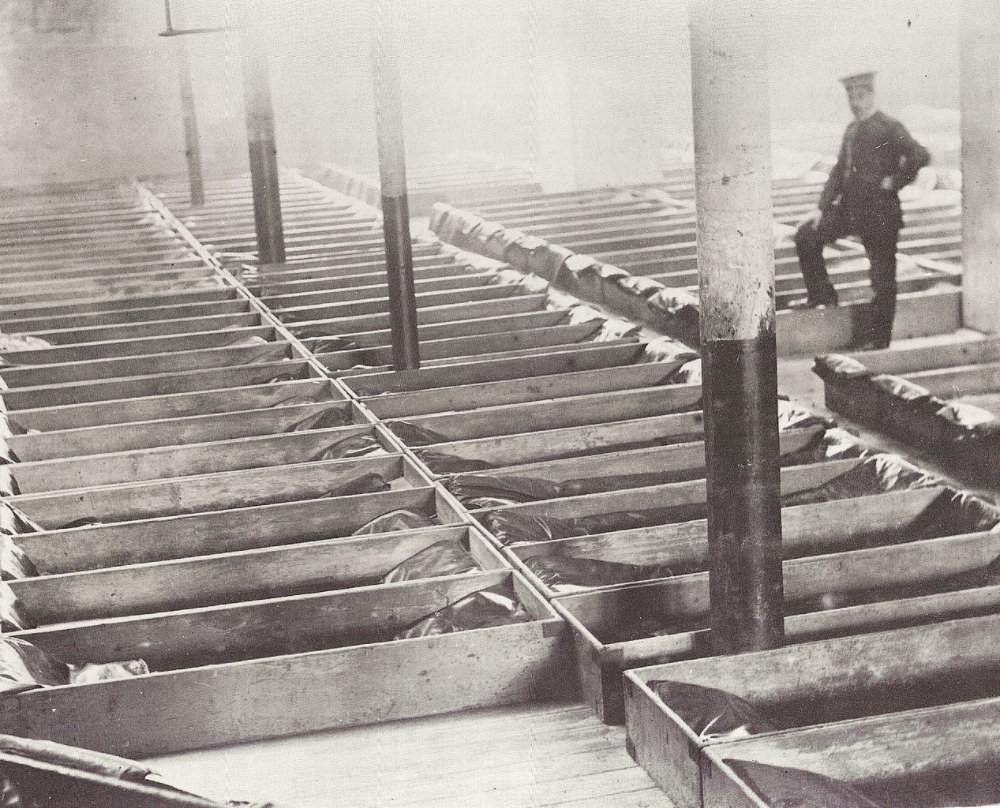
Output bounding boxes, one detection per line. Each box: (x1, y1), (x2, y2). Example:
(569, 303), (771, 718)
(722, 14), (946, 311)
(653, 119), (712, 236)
(145, 702), (677, 808)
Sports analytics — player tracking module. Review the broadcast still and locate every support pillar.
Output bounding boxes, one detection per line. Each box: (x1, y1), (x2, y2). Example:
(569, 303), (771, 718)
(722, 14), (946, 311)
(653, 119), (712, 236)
(240, 27), (285, 265)
(689, 0), (783, 655)
(171, 2), (204, 207)
(371, 0), (420, 370)
(961, 0), (1000, 333)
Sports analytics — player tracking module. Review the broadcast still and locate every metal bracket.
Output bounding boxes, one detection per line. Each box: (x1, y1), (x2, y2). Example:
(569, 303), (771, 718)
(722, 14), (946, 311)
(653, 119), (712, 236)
(159, 27), (231, 37)
(160, 0), (230, 37)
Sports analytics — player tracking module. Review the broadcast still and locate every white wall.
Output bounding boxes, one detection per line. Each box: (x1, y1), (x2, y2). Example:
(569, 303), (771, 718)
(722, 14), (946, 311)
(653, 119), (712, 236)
(0, 0), (960, 188)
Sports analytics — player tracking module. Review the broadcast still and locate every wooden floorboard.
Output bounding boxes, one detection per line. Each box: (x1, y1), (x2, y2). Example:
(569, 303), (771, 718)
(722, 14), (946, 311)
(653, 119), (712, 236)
(145, 703), (677, 807)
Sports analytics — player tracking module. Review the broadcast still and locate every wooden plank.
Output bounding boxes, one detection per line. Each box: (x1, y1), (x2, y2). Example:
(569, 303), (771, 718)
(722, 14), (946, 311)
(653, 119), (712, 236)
(776, 272), (958, 310)
(254, 240), (442, 269)
(0, 210), (150, 228)
(288, 293), (548, 337)
(626, 611), (1000, 799)
(513, 204), (683, 232)
(625, 665), (708, 808)
(0, 201), (146, 219)
(0, 287), (233, 319)
(179, 197), (370, 216)
(206, 222), (383, 250)
(15, 485), (438, 573)
(484, 458), (861, 523)
(258, 261), (468, 294)
(556, 504), (1000, 725)
(771, 256), (920, 295)
(0, 298), (250, 332)
(0, 245), (194, 270)
(322, 322), (609, 371)
(0, 254), (211, 282)
(9, 425), (376, 493)
(0, 231), (184, 255)
(10, 524), (494, 623)
(0, 210), (151, 229)
(489, 426), (822, 484)
(0, 341), (292, 387)
(8, 453), (404, 526)
(416, 338), (643, 370)
(8, 379), (337, 432)
(262, 238), (417, 261)
(394, 386), (705, 443)
(0, 259), (208, 288)
(537, 219), (698, 249)
(478, 193), (661, 218)
(0, 326), (275, 366)
(346, 342), (646, 395)
(703, 697), (1000, 808)
(205, 219), (377, 241)
(513, 488), (943, 569)
(8, 400), (353, 460)
(261, 271), (494, 309)
(274, 283), (523, 322)
(0, 230), (194, 254)
(905, 361), (1000, 397)
(338, 308), (569, 348)
(776, 288), (962, 356)
(0, 273), (220, 307)
(365, 363), (688, 419)
(0, 360), (311, 409)
(425, 413), (717, 468)
(18, 312), (262, 346)
(0, 575), (564, 757)
(255, 250), (448, 278)
(191, 201), (367, 218)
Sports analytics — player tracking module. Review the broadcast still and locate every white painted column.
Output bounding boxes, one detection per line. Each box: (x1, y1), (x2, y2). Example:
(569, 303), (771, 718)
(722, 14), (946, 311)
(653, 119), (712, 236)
(961, 0), (1000, 333)
(689, 0), (783, 654)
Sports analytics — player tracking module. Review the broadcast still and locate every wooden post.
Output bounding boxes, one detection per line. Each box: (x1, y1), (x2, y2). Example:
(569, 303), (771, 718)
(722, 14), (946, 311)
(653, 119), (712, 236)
(961, 0), (1000, 333)
(689, 0), (783, 654)
(240, 25), (285, 265)
(177, 43), (204, 207)
(371, 0), (420, 370)
(169, 2), (204, 207)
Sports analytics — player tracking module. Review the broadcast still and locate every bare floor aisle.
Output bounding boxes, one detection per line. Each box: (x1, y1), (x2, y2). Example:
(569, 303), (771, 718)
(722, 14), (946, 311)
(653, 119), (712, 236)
(147, 703), (677, 808)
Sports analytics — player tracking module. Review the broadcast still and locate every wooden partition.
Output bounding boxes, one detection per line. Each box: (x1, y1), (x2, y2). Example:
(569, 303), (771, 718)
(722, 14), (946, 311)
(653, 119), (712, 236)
(625, 611), (1000, 808)
(0, 177), (579, 756)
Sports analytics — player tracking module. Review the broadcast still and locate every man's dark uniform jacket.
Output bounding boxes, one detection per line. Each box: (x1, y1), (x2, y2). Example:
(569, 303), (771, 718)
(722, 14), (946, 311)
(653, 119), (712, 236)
(820, 110), (930, 231)
(795, 110), (931, 347)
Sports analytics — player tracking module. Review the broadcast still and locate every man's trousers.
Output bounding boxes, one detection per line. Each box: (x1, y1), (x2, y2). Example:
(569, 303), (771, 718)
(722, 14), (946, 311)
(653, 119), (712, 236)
(794, 206), (900, 348)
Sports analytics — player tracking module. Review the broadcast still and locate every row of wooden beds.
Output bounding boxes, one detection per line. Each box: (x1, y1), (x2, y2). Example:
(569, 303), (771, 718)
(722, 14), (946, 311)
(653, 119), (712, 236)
(426, 164), (963, 355)
(309, 167), (1000, 806)
(0, 168), (992, 806)
(305, 153), (542, 216)
(815, 338), (1000, 496)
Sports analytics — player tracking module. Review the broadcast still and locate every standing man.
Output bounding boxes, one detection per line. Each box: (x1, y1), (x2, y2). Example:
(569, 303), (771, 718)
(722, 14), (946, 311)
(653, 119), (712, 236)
(793, 71), (930, 350)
